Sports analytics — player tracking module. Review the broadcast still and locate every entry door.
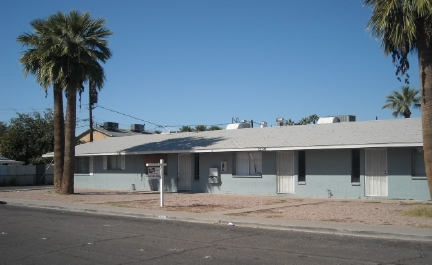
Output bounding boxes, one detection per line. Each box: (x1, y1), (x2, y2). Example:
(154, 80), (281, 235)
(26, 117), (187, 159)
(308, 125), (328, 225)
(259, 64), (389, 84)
(277, 151), (294, 194)
(365, 149), (388, 196)
(178, 154), (192, 191)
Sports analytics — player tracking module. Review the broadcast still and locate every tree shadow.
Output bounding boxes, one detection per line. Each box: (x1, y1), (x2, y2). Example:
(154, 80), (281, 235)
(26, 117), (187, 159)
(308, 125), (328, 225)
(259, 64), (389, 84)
(122, 135), (226, 192)
(122, 135), (225, 153)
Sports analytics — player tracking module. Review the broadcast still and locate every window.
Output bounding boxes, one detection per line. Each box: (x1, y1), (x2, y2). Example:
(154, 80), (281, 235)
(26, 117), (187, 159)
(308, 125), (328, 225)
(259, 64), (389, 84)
(194, 154), (200, 180)
(234, 152), (262, 176)
(103, 155), (125, 170)
(75, 157), (92, 174)
(412, 147), (426, 176)
(298, 151), (305, 183)
(351, 149), (360, 183)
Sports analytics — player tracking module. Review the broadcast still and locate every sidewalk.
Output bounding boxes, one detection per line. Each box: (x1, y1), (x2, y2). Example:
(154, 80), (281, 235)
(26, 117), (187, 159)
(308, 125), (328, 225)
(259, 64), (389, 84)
(1, 186), (432, 242)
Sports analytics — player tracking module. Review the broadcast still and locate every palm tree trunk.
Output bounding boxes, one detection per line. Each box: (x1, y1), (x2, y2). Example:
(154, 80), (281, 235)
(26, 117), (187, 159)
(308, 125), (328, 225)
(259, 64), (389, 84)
(61, 88), (77, 194)
(417, 25), (432, 199)
(53, 84), (65, 193)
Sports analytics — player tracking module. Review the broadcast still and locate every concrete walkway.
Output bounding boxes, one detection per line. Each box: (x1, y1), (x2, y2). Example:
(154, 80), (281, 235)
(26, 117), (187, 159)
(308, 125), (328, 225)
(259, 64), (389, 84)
(1, 186), (432, 242)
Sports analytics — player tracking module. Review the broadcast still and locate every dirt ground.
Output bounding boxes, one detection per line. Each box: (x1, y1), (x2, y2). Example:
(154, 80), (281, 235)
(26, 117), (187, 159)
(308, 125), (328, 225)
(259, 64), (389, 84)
(1, 188), (432, 228)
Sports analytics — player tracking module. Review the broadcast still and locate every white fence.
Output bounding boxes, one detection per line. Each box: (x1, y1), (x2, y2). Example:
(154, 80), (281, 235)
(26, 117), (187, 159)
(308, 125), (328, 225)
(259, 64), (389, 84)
(0, 165), (54, 186)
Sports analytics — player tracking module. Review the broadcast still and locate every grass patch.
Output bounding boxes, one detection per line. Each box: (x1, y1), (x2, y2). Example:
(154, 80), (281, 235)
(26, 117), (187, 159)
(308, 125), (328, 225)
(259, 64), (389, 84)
(264, 214), (283, 218)
(402, 206), (432, 218)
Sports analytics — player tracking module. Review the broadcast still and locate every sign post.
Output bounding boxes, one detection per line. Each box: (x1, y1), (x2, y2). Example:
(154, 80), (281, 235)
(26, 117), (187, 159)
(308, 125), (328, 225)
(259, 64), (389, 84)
(146, 160), (167, 207)
(159, 159), (164, 207)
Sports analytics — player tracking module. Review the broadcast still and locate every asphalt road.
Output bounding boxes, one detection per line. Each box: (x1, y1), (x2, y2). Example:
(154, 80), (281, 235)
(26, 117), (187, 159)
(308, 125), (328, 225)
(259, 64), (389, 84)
(1, 205), (431, 265)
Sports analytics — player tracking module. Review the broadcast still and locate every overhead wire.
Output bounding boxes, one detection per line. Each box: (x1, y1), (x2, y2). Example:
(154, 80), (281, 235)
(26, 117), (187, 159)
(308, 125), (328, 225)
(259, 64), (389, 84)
(94, 105), (229, 131)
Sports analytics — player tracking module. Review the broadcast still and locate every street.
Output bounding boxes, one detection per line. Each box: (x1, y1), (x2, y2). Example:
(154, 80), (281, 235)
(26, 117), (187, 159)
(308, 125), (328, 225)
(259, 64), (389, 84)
(0, 205), (431, 265)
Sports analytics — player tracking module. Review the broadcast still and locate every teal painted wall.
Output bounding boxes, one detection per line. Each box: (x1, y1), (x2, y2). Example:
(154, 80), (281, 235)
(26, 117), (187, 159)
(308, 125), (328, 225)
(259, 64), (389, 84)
(75, 154), (178, 192)
(387, 148), (429, 200)
(294, 149), (364, 198)
(74, 147), (430, 200)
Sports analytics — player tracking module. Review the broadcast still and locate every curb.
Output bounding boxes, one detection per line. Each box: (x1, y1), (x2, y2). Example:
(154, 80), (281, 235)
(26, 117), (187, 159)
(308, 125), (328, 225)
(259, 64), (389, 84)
(4, 200), (432, 243)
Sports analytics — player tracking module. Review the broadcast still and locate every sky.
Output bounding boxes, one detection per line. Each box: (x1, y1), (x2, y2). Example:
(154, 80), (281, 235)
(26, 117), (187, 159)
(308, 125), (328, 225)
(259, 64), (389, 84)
(0, 0), (422, 135)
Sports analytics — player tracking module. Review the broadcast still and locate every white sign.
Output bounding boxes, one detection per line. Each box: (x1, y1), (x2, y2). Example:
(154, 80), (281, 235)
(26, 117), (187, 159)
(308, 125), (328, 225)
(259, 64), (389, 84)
(148, 167), (161, 179)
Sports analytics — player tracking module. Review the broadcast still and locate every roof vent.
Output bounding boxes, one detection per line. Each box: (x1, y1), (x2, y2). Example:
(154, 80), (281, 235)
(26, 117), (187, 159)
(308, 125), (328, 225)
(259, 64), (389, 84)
(260, 121), (268, 128)
(317, 117), (340, 124)
(226, 122), (251, 130)
(104, 122), (119, 131)
(276, 117), (285, 126)
(130, 124), (145, 132)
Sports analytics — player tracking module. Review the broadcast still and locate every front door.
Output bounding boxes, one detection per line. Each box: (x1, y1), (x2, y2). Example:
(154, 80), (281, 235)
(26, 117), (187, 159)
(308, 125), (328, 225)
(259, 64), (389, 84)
(178, 154), (192, 191)
(277, 151), (294, 193)
(365, 148), (388, 196)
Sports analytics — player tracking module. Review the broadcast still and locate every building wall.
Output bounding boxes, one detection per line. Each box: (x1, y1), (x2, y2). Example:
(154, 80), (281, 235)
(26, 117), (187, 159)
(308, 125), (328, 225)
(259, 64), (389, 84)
(73, 147), (430, 200)
(79, 131), (110, 143)
(294, 149), (362, 198)
(75, 154), (178, 192)
(387, 148), (429, 200)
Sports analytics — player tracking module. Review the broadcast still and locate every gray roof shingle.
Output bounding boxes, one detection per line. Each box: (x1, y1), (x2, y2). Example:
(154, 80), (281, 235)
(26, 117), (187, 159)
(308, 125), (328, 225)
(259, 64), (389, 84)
(71, 118), (422, 156)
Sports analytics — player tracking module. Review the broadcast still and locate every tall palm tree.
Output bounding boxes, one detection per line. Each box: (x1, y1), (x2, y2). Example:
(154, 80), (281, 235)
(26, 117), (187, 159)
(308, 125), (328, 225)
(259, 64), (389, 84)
(17, 10), (112, 194)
(18, 19), (66, 193)
(382, 86), (421, 118)
(364, 0), (432, 198)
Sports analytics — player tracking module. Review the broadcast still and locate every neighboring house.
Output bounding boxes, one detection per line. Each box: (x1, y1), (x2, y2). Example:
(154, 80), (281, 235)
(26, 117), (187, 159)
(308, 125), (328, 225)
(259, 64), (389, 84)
(0, 156), (24, 165)
(0, 155), (52, 186)
(77, 122), (153, 143)
(47, 118), (429, 200)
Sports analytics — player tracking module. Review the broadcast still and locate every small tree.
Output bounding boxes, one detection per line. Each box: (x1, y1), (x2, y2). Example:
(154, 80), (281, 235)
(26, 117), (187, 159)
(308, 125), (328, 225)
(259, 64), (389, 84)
(0, 122), (7, 138)
(0, 110), (54, 165)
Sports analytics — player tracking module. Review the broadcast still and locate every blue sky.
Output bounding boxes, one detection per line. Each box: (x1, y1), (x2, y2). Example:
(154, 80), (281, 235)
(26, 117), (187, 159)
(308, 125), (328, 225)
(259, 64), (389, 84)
(0, 0), (421, 134)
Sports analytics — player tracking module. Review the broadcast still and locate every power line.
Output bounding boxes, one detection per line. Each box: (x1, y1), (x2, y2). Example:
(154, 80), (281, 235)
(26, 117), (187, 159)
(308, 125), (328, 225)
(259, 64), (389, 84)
(94, 105), (229, 131)
(95, 105), (165, 128)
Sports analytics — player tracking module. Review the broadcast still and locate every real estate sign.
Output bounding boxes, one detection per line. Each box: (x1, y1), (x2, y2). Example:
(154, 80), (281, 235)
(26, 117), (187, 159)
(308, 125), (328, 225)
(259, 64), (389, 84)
(147, 167), (161, 179)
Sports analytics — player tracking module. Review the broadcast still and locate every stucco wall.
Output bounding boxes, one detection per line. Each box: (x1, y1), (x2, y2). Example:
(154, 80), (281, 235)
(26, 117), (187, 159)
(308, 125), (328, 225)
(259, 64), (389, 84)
(387, 148), (429, 200)
(73, 148), (431, 200)
(75, 154), (178, 192)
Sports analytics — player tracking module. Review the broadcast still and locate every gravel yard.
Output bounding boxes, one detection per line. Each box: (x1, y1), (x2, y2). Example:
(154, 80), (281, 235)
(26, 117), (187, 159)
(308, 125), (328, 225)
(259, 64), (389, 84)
(1, 188), (432, 228)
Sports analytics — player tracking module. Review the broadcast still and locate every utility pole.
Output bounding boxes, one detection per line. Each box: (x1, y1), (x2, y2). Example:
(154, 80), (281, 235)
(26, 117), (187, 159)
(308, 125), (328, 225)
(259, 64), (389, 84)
(89, 81), (97, 142)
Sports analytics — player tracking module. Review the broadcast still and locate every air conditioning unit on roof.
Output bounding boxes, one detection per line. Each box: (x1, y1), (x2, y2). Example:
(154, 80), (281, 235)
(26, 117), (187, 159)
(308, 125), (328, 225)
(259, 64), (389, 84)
(131, 124), (145, 132)
(104, 122), (119, 130)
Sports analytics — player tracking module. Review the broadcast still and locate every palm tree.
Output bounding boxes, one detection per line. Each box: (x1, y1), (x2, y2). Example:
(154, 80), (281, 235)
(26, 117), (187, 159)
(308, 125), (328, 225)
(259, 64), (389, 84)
(18, 18), (66, 193)
(364, 0), (432, 198)
(17, 10), (112, 194)
(382, 86), (421, 118)
(179, 126), (194, 132)
(208, 125), (222, 131)
(194, 125), (207, 132)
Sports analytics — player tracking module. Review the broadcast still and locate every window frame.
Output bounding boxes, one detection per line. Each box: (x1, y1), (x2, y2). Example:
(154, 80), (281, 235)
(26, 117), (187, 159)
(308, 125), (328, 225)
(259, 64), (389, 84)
(233, 151), (263, 177)
(75, 156), (93, 174)
(194, 153), (200, 180)
(103, 155), (125, 170)
(412, 147), (426, 179)
(298, 150), (306, 183)
(351, 149), (360, 184)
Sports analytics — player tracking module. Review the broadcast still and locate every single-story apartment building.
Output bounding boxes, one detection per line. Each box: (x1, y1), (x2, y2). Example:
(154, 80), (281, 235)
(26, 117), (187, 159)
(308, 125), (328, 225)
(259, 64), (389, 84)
(50, 118), (429, 200)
